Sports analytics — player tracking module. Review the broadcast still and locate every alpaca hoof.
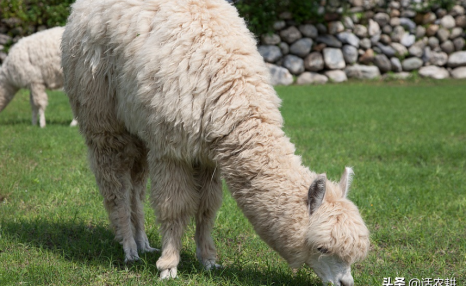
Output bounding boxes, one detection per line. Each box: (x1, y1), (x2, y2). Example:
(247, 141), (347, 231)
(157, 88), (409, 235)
(124, 254), (140, 264)
(141, 246), (160, 253)
(203, 259), (222, 270)
(159, 268), (177, 279)
(70, 119), (78, 127)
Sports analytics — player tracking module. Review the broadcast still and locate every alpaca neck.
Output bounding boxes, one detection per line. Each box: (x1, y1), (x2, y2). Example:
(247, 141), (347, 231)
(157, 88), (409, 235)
(0, 71), (19, 112)
(215, 118), (314, 267)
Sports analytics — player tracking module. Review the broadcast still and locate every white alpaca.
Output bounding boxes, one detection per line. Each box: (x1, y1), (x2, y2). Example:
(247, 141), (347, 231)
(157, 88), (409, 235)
(0, 27), (77, 127)
(62, 0), (370, 285)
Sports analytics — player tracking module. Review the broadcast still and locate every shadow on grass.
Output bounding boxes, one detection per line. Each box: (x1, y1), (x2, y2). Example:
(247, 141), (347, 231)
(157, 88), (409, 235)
(1, 219), (320, 285)
(0, 118), (73, 127)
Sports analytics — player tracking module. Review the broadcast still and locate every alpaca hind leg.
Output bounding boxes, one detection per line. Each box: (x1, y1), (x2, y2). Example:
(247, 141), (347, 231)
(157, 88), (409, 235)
(129, 140), (158, 254)
(29, 83), (48, 128)
(194, 165), (223, 270)
(150, 157), (200, 279)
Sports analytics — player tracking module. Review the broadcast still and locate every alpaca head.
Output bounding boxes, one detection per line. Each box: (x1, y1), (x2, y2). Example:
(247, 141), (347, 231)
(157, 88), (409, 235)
(304, 167), (370, 286)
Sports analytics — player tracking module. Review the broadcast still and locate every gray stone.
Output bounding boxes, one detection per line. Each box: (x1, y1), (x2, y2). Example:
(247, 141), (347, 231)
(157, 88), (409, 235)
(280, 26), (302, 44)
(304, 52), (324, 72)
(279, 42), (289, 55)
(402, 57), (423, 71)
(360, 38), (371, 49)
(374, 12), (390, 26)
(391, 42), (409, 57)
(377, 43), (396, 57)
(283, 54), (305, 74)
(400, 33), (416, 47)
(266, 63), (294, 85)
(342, 16), (354, 29)
(437, 8), (447, 18)
(450, 5), (465, 17)
(316, 35), (342, 48)
(371, 33), (381, 45)
(390, 1), (400, 9)
(299, 24), (318, 38)
(380, 34), (392, 45)
(440, 40), (455, 54)
(0, 34), (12, 45)
(345, 65), (381, 79)
(456, 15), (466, 28)
(453, 38), (465, 51)
(323, 48), (346, 69)
(391, 26), (406, 42)
(437, 28), (450, 42)
(274, 20), (286, 30)
(382, 25), (393, 34)
(261, 34), (281, 45)
(418, 66), (450, 79)
(450, 67), (466, 79)
(440, 15), (456, 29)
(426, 24), (439, 37)
(428, 37), (440, 49)
(399, 18), (416, 33)
(342, 45), (358, 64)
(325, 70), (348, 82)
(429, 51), (448, 66)
(387, 72), (412, 79)
(328, 21), (345, 35)
(447, 51), (466, 68)
(0, 52), (7, 63)
(289, 38), (313, 57)
(336, 32), (360, 47)
(401, 10), (416, 18)
(368, 19), (380, 36)
(316, 23), (327, 34)
(353, 25), (368, 37)
(258, 45), (282, 63)
(449, 27), (463, 39)
(423, 12), (437, 24)
(409, 45), (423, 57)
(390, 17), (401, 27)
(296, 72), (328, 85)
(374, 54), (392, 73)
(422, 46), (432, 63)
(416, 26), (426, 38)
(390, 57), (403, 72)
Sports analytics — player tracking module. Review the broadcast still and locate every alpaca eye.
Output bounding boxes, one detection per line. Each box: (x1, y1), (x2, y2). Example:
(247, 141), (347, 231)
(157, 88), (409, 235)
(317, 247), (329, 254)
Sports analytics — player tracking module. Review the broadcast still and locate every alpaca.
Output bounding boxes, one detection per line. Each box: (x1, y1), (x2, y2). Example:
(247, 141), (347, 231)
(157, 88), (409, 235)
(0, 27), (77, 127)
(61, 0), (370, 285)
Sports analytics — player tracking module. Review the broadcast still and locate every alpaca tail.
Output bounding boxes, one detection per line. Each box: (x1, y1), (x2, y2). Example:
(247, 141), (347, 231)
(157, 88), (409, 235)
(0, 71), (19, 112)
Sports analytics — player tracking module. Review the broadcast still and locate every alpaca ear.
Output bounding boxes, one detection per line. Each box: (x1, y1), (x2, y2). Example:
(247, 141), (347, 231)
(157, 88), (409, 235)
(308, 174), (326, 215)
(339, 167), (354, 198)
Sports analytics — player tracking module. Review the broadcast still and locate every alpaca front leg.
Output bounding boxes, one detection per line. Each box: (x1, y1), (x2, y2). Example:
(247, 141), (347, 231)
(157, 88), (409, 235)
(150, 158), (199, 279)
(29, 84), (48, 128)
(195, 166), (223, 270)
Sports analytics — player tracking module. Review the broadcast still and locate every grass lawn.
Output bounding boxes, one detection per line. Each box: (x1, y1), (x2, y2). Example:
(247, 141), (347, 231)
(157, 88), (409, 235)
(0, 80), (465, 285)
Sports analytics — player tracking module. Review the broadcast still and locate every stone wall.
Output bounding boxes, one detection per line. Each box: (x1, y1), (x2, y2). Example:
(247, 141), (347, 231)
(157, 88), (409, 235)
(259, 0), (466, 85)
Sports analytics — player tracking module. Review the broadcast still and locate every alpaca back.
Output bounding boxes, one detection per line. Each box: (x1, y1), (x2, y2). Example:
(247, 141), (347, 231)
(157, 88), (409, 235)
(2, 27), (64, 90)
(63, 0), (282, 159)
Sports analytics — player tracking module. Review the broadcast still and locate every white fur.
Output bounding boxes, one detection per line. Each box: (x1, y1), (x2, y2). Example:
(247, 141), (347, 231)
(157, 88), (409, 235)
(0, 27), (76, 127)
(61, 0), (370, 284)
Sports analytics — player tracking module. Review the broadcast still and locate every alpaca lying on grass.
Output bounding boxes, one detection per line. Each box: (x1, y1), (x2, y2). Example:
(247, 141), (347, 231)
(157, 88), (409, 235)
(0, 27), (77, 127)
(62, 0), (370, 284)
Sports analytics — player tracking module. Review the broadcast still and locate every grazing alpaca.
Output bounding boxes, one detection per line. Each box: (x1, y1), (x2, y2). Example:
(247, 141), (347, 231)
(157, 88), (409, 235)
(61, 0), (370, 284)
(0, 27), (77, 127)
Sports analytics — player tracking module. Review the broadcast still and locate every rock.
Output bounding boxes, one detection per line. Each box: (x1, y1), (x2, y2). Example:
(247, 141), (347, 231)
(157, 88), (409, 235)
(402, 57), (423, 71)
(429, 51), (448, 66)
(274, 20), (286, 30)
(400, 33), (416, 47)
(343, 16), (354, 29)
(376, 43), (396, 57)
(328, 21), (345, 34)
(350, 0), (363, 6)
(316, 35), (342, 48)
(374, 54), (392, 73)
(390, 17), (401, 27)
(313, 43), (326, 52)
(409, 45), (423, 57)
(368, 19), (380, 36)
(0, 34), (12, 45)
(401, 10), (416, 18)
(325, 70), (348, 82)
(345, 64), (381, 79)
(440, 40), (455, 54)
(371, 33), (381, 45)
(280, 26), (302, 44)
(279, 11), (293, 20)
(387, 72), (412, 79)
(299, 24), (318, 38)
(261, 34), (281, 45)
(380, 34), (392, 45)
(296, 72), (328, 85)
(450, 5), (465, 17)
(456, 15), (466, 28)
(426, 24), (439, 37)
(342, 45), (358, 64)
(399, 18), (416, 33)
(323, 48), (346, 69)
(258, 45), (283, 63)
(449, 27), (463, 39)
(0, 51), (7, 63)
(391, 26), (406, 42)
(359, 49), (375, 64)
(415, 26), (426, 38)
(283, 54), (305, 74)
(423, 12), (436, 24)
(390, 57), (402, 72)
(390, 9), (400, 18)
(428, 37), (440, 49)
(290, 38), (313, 57)
(382, 25), (393, 34)
(447, 51), (466, 67)
(353, 25), (368, 37)
(437, 9), (447, 18)
(437, 28), (450, 42)
(450, 67), (466, 79)
(360, 38), (372, 49)
(304, 52), (324, 71)
(336, 32), (360, 47)
(418, 66), (450, 79)
(279, 42), (289, 55)
(391, 42), (409, 57)
(316, 23), (327, 34)
(453, 38), (465, 51)
(440, 15), (456, 29)
(266, 63), (294, 85)
(374, 13), (390, 26)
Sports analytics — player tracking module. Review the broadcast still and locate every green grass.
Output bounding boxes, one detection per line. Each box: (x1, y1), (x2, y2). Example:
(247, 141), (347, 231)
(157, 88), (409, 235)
(1, 80), (465, 285)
